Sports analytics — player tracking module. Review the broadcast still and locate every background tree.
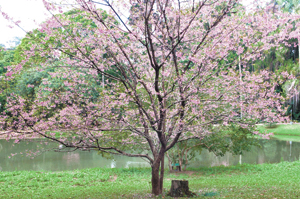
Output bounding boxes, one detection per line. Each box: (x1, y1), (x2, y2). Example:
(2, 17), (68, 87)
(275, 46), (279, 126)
(0, 45), (16, 113)
(1, 0), (299, 195)
(276, 0), (300, 13)
(166, 125), (258, 171)
(273, 0), (300, 120)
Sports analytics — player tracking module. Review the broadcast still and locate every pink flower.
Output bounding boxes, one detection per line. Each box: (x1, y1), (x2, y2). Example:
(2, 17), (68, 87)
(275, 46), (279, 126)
(5, 71), (13, 77)
(237, 46), (243, 55)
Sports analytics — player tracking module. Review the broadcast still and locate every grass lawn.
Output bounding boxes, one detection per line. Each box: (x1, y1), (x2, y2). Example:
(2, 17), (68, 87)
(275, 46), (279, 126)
(1, 161), (300, 198)
(257, 123), (300, 141)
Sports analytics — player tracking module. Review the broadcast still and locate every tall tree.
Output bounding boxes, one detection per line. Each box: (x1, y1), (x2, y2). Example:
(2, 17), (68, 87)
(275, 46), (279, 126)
(1, 0), (299, 195)
(276, 0), (300, 13)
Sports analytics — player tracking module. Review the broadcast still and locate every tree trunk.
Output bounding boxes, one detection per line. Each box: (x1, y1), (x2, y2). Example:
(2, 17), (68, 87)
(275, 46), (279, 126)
(166, 152), (173, 171)
(151, 154), (165, 195)
(177, 145), (183, 171)
(159, 155), (164, 192)
(184, 149), (189, 171)
(151, 161), (161, 195)
(167, 180), (196, 197)
(178, 155), (183, 171)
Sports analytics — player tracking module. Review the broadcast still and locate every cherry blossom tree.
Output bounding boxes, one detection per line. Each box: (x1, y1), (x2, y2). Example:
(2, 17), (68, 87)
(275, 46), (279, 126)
(1, 0), (300, 195)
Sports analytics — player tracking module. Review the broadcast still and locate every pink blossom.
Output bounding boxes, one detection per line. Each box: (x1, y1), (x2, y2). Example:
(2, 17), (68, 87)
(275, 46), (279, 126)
(5, 71), (13, 77)
(237, 46), (244, 55)
(1, 1), (299, 195)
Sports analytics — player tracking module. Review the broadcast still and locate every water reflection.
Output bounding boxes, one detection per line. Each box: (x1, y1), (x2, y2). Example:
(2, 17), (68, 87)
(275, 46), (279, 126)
(62, 153), (80, 167)
(111, 160), (116, 168)
(0, 140), (150, 171)
(182, 139), (300, 168)
(125, 161), (149, 168)
(1, 139), (300, 171)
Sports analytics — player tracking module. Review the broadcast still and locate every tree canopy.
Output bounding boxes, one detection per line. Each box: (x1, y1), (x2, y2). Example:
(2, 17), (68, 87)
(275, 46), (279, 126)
(1, 0), (300, 195)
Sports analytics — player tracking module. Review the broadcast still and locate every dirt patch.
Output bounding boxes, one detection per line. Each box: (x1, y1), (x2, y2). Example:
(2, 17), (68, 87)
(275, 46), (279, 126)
(108, 175), (117, 182)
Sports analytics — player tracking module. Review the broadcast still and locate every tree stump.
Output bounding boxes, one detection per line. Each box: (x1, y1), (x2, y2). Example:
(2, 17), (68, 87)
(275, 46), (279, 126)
(167, 180), (196, 197)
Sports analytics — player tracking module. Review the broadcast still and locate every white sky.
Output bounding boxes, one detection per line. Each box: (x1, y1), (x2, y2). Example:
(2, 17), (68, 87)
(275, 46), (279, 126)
(0, 0), (270, 48)
(0, 0), (52, 47)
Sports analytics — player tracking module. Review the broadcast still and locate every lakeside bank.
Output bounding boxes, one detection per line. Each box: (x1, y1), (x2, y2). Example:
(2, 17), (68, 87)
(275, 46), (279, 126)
(257, 123), (300, 141)
(1, 161), (300, 198)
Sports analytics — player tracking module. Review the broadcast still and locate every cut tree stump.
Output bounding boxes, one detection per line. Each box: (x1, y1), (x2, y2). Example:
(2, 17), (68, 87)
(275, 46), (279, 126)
(167, 180), (196, 197)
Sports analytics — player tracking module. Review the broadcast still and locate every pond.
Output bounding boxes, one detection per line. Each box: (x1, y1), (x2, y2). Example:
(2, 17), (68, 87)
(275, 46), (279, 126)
(0, 138), (299, 171)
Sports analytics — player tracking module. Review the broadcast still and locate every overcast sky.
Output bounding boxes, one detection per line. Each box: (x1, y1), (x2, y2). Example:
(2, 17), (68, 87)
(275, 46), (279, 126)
(0, 0), (270, 48)
(0, 0), (52, 47)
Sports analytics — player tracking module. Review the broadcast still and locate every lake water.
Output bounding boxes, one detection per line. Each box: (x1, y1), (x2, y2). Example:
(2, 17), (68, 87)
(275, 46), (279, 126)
(0, 138), (299, 171)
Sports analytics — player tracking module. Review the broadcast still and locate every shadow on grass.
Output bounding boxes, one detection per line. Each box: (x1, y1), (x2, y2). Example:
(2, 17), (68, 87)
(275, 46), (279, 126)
(263, 124), (279, 129)
(187, 164), (262, 175)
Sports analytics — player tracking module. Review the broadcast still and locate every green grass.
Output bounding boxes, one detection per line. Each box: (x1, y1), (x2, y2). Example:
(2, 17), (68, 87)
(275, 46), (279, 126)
(2, 162), (300, 198)
(257, 123), (300, 142)
(257, 123), (300, 136)
(0, 168), (152, 199)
